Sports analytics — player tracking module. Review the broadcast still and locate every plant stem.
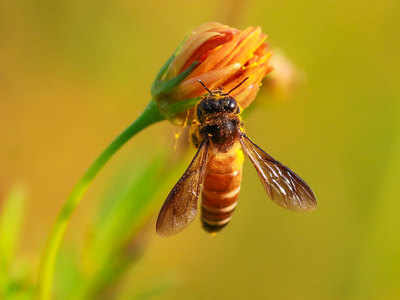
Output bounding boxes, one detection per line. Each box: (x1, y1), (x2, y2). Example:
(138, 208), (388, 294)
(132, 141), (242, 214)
(36, 100), (164, 300)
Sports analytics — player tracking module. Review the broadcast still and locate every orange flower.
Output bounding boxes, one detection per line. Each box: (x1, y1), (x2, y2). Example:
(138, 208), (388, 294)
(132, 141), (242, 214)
(155, 22), (272, 124)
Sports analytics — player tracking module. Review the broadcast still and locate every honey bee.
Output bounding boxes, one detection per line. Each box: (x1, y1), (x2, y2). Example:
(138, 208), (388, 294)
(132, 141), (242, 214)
(156, 79), (316, 236)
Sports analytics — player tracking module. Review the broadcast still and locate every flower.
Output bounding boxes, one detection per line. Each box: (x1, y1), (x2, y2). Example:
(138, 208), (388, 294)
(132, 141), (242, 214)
(152, 22), (272, 125)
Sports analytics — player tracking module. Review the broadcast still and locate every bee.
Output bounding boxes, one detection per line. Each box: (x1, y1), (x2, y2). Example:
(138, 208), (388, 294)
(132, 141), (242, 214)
(156, 79), (316, 236)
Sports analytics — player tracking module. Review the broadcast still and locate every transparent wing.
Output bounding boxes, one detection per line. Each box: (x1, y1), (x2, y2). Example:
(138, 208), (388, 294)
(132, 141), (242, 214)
(240, 134), (316, 211)
(156, 140), (209, 236)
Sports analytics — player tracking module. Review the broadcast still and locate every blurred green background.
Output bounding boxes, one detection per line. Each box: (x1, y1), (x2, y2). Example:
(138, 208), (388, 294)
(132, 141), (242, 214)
(1, 0), (400, 299)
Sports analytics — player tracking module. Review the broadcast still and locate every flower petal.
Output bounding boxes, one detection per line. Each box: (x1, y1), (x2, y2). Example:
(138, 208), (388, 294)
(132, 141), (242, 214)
(174, 63), (242, 99)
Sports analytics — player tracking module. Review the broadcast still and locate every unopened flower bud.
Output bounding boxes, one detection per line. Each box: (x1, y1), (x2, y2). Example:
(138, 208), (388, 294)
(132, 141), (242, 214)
(152, 22), (272, 125)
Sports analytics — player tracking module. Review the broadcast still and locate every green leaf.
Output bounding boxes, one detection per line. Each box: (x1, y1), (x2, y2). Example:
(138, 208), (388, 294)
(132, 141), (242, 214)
(54, 248), (83, 300)
(36, 100), (164, 300)
(77, 154), (168, 299)
(3, 281), (34, 300)
(0, 185), (26, 274)
(87, 154), (165, 266)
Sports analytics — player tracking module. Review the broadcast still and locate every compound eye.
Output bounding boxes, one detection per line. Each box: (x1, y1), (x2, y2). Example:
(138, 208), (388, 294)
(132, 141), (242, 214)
(198, 99), (220, 120)
(197, 105), (204, 120)
(201, 99), (220, 112)
(222, 97), (238, 112)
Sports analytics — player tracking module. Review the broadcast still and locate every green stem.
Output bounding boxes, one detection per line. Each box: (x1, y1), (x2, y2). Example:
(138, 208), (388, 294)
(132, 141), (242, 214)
(36, 100), (164, 300)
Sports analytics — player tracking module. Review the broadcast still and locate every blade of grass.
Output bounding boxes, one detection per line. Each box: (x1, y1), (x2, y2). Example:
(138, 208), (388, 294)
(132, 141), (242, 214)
(36, 100), (164, 300)
(87, 155), (165, 271)
(36, 96), (200, 300)
(0, 185), (26, 293)
(79, 155), (166, 299)
(54, 248), (83, 300)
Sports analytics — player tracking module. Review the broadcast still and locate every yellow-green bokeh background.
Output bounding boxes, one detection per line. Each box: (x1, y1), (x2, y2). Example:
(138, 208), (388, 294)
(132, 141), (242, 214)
(1, 0), (400, 299)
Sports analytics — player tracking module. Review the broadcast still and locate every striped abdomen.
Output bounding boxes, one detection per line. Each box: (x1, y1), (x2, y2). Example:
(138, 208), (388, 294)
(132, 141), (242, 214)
(201, 141), (244, 233)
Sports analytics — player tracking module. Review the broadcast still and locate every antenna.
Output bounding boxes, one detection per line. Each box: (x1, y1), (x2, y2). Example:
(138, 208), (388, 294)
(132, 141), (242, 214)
(198, 80), (213, 95)
(227, 77), (249, 95)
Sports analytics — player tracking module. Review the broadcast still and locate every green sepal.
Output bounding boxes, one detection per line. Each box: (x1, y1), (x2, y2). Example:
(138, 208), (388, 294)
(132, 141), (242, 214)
(151, 61), (199, 97)
(151, 36), (188, 95)
(151, 35), (200, 98)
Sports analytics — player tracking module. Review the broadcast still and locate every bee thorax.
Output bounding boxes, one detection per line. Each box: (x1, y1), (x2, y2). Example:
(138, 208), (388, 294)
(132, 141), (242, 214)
(200, 117), (240, 151)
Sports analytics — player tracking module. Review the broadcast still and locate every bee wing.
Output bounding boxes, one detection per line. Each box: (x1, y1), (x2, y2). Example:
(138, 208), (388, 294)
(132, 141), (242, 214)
(240, 134), (316, 211)
(156, 140), (209, 236)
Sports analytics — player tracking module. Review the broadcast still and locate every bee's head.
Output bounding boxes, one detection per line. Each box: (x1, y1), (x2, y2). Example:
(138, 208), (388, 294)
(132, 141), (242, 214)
(195, 79), (247, 122)
(197, 96), (240, 121)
